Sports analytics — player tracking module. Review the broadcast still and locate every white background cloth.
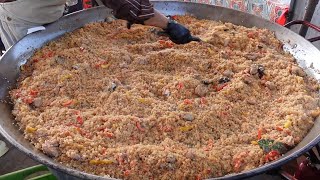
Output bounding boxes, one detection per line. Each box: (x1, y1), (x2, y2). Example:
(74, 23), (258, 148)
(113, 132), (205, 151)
(0, 0), (66, 49)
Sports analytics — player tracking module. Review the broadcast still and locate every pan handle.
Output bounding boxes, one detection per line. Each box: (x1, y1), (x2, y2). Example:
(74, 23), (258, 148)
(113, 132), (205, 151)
(284, 20), (320, 42)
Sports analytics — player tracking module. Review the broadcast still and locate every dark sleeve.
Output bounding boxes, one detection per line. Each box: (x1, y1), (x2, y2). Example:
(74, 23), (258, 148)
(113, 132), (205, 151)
(101, 0), (155, 23)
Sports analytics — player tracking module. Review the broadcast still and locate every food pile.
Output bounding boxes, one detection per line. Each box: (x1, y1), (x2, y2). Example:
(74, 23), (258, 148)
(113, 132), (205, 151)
(10, 16), (320, 179)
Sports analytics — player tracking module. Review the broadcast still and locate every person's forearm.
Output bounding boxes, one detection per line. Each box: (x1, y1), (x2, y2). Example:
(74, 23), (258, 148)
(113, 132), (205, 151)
(143, 9), (169, 29)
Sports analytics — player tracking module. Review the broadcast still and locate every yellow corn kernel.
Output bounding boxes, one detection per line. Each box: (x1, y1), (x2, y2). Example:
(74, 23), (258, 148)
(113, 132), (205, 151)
(26, 126), (37, 133)
(101, 64), (110, 69)
(284, 121), (292, 128)
(89, 160), (99, 165)
(138, 98), (146, 103)
(241, 112), (249, 116)
(202, 38), (209, 43)
(179, 126), (193, 132)
(207, 48), (213, 54)
(101, 160), (113, 164)
(60, 74), (72, 81)
(178, 102), (194, 110)
(178, 104), (185, 110)
(76, 144), (84, 149)
(138, 98), (151, 104)
(223, 90), (231, 95)
(251, 141), (258, 145)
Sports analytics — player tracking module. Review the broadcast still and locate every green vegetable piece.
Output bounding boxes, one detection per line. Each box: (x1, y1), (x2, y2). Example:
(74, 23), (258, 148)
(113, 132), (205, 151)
(271, 142), (288, 154)
(258, 139), (274, 153)
(258, 139), (288, 154)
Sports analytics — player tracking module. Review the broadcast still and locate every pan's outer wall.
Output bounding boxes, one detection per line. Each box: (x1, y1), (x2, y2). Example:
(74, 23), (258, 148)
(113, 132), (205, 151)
(0, 2), (320, 180)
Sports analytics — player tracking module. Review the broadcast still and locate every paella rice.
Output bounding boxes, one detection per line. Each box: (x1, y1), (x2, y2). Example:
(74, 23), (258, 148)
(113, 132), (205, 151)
(10, 16), (320, 179)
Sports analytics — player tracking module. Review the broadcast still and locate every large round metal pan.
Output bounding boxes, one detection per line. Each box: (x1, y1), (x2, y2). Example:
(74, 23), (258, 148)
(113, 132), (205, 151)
(1, 1), (320, 179)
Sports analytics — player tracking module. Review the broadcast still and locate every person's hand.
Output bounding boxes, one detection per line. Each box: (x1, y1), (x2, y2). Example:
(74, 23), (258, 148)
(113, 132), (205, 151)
(163, 19), (201, 44)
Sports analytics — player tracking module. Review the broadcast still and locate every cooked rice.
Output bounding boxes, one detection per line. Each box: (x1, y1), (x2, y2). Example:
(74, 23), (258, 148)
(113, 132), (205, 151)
(10, 16), (320, 179)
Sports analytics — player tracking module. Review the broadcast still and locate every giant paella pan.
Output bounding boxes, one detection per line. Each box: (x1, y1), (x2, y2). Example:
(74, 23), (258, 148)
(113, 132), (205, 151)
(0, 1), (320, 179)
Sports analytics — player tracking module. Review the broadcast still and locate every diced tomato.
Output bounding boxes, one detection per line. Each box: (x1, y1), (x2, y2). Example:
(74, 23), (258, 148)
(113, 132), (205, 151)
(177, 82), (184, 90)
(76, 127), (81, 133)
(33, 59), (39, 63)
(158, 40), (166, 45)
(124, 170), (131, 176)
(196, 174), (201, 180)
(29, 90), (38, 96)
(105, 132), (114, 138)
(276, 127), (283, 131)
(136, 121), (145, 132)
(47, 51), (54, 58)
(184, 99), (193, 105)
(234, 159), (242, 171)
(215, 83), (228, 91)
(265, 150), (280, 161)
(257, 128), (262, 140)
(165, 41), (174, 48)
(158, 40), (174, 48)
(62, 100), (73, 107)
(76, 116), (84, 125)
(23, 97), (34, 104)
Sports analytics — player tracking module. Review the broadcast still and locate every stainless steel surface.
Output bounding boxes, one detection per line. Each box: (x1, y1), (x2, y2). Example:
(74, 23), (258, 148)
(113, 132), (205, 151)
(1, 1), (320, 179)
(0, 135), (38, 175)
(0, 6), (113, 180)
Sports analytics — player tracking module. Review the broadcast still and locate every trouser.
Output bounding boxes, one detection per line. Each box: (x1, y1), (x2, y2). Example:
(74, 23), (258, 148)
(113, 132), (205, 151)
(0, 0), (66, 50)
(0, 38), (4, 51)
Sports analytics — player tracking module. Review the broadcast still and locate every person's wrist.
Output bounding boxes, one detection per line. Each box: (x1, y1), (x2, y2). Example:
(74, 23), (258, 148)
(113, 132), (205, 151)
(163, 16), (176, 31)
(156, 16), (169, 29)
